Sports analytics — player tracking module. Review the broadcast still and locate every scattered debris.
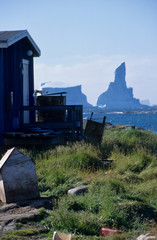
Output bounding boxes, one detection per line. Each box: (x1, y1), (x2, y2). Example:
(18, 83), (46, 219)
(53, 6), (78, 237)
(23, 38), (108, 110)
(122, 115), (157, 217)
(100, 159), (113, 168)
(53, 231), (72, 240)
(68, 185), (88, 195)
(100, 227), (123, 237)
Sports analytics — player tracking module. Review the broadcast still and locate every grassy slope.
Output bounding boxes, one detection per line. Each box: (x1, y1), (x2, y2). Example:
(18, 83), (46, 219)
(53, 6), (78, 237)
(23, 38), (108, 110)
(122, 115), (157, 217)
(3, 127), (157, 239)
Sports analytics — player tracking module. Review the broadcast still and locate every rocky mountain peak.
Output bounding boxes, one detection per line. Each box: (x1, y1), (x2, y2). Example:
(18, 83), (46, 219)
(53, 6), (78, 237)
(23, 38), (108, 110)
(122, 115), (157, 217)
(114, 62), (126, 88)
(97, 63), (142, 108)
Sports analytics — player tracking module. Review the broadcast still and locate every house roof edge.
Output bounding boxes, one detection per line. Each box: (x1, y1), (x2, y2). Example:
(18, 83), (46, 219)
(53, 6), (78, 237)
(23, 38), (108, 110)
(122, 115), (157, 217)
(0, 30), (41, 57)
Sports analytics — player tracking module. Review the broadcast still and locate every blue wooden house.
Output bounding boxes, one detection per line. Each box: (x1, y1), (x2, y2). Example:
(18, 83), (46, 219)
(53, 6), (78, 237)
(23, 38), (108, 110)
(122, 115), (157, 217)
(0, 30), (41, 144)
(0, 30), (83, 146)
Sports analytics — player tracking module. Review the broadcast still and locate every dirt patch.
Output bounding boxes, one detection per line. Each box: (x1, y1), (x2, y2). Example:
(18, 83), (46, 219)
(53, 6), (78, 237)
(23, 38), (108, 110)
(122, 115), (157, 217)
(0, 197), (51, 235)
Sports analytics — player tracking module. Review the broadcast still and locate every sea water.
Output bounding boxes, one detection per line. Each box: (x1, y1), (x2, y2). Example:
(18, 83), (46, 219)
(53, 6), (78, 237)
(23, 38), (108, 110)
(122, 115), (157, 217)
(83, 110), (157, 133)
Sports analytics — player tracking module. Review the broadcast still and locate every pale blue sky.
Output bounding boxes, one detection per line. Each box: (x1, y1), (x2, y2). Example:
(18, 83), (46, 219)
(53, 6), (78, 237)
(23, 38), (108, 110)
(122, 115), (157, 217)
(1, 0), (157, 105)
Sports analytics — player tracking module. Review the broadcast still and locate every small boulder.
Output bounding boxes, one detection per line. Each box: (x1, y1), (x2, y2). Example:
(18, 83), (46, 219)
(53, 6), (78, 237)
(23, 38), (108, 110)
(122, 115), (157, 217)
(67, 185), (88, 195)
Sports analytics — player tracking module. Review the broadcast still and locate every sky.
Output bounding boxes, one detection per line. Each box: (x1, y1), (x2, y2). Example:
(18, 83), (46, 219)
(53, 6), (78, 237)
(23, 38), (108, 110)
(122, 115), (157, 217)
(1, 0), (157, 105)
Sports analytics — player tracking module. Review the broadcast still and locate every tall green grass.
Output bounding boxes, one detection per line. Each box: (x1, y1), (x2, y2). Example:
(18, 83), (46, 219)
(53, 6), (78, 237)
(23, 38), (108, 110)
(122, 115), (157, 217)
(18, 128), (157, 239)
(101, 128), (157, 156)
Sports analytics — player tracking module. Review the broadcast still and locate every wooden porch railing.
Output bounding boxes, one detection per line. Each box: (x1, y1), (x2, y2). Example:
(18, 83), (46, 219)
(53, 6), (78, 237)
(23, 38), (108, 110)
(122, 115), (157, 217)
(22, 105), (83, 139)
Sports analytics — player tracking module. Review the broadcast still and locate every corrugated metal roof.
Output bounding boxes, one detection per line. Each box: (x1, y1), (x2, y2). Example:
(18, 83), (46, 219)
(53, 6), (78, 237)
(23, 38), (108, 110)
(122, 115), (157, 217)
(0, 30), (41, 57)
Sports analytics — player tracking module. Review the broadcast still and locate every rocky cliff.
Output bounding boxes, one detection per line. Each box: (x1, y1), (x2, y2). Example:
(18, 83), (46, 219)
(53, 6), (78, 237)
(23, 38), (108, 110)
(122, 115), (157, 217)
(97, 62), (142, 108)
(42, 85), (92, 108)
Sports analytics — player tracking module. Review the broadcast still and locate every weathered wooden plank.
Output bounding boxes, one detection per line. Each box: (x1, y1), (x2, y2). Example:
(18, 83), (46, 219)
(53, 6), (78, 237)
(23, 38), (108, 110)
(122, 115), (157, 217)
(22, 105), (82, 111)
(22, 122), (75, 129)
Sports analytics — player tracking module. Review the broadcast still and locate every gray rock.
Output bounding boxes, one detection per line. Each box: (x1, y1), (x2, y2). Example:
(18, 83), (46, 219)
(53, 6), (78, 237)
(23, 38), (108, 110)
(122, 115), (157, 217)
(0, 197), (51, 233)
(0, 203), (18, 213)
(97, 62), (143, 108)
(68, 185), (88, 195)
(0, 208), (40, 233)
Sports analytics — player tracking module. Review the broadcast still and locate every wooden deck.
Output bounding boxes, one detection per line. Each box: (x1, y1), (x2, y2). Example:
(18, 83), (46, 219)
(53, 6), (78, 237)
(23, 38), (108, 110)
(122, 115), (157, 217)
(2, 105), (83, 146)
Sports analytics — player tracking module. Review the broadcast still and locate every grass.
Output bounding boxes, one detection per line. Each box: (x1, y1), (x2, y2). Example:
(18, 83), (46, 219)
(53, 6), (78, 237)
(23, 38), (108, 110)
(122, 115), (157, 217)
(6, 127), (157, 239)
(1, 228), (40, 240)
(5, 228), (40, 236)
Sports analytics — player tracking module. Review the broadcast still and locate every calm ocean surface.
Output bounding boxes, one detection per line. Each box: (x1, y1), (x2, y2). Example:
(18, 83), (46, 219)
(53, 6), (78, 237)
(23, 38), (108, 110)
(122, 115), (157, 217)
(83, 110), (157, 133)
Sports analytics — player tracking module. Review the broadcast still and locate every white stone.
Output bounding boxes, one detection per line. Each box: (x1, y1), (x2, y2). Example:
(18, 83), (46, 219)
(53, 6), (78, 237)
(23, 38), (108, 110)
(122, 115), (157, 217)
(67, 185), (88, 195)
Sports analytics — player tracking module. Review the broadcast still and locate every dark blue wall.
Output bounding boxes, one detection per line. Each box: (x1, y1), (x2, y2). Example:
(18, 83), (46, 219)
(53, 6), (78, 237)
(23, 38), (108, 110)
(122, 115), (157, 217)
(0, 49), (4, 145)
(0, 38), (35, 144)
